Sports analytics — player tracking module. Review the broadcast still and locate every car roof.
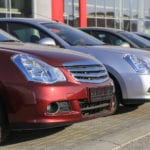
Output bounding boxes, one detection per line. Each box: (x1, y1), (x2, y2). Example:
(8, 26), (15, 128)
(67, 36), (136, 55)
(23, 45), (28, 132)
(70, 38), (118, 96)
(80, 27), (123, 33)
(136, 32), (150, 37)
(0, 17), (57, 25)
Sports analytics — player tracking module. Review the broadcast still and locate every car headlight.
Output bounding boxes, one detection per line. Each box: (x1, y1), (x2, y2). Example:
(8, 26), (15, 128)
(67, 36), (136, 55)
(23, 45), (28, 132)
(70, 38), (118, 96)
(123, 54), (150, 74)
(12, 54), (66, 84)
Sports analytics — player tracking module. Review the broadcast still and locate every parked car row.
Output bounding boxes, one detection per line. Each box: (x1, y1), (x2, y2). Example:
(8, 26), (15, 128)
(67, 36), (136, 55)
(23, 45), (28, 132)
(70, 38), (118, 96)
(0, 18), (150, 143)
(0, 29), (117, 143)
(80, 27), (150, 50)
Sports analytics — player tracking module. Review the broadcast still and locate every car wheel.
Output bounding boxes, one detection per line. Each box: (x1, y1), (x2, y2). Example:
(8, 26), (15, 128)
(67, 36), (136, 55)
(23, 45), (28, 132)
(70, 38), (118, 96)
(109, 75), (121, 114)
(0, 100), (9, 144)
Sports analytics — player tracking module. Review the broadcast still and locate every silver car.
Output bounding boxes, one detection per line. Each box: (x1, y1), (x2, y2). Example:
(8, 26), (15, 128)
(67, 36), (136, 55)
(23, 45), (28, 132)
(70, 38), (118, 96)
(1, 18), (150, 112)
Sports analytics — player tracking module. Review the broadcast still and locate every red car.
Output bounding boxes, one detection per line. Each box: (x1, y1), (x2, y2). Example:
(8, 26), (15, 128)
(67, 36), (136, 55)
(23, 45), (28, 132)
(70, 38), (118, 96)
(0, 30), (116, 143)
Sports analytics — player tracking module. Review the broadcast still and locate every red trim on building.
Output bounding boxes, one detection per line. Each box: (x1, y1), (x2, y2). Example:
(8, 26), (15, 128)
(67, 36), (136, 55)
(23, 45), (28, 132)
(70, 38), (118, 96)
(52, 0), (64, 22)
(79, 0), (87, 27)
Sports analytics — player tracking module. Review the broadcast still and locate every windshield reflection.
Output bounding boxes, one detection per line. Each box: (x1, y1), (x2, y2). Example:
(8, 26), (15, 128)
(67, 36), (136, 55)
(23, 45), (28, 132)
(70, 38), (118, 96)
(42, 23), (104, 46)
(0, 29), (19, 42)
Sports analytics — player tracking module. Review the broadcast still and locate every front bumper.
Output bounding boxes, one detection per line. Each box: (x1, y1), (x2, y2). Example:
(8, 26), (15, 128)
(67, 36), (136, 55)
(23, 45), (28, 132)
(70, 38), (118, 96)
(120, 73), (150, 102)
(4, 79), (114, 130)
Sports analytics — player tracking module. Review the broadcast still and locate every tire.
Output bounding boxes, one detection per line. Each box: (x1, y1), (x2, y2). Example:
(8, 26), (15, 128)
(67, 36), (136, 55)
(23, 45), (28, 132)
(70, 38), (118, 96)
(0, 100), (9, 144)
(109, 75), (121, 114)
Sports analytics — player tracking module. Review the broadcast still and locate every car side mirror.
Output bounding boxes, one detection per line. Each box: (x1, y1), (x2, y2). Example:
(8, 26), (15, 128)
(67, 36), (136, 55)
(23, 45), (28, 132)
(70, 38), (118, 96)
(38, 38), (56, 46)
(120, 42), (130, 48)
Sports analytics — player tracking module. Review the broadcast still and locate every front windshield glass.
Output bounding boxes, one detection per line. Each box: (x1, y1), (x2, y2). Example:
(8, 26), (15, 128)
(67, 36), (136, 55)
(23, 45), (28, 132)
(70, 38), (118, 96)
(120, 31), (150, 48)
(42, 22), (104, 46)
(0, 29), (19, 42)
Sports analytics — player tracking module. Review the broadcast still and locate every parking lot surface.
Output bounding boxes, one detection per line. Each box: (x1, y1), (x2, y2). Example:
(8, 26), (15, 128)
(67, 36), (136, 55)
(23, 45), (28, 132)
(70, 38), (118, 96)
(1, 103), (150, 150)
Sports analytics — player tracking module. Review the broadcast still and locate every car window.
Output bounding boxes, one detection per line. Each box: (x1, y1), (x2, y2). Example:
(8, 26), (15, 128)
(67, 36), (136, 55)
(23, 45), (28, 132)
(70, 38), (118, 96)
(7, 23), (50, 43)
(105, 33), (127, 46)
(91, 31), (110, 43)
(0, 29), (19, 42)
(42, 23), (104, 46)
(92, 31), (127, 46)
(120, 31), (150, 48)
(0, 22), (8, 31)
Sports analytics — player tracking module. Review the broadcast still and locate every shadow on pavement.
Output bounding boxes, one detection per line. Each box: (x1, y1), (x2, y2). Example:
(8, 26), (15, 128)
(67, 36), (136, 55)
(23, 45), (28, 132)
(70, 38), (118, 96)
(115, 104), (143, 115)
(1, 126), (68, 146)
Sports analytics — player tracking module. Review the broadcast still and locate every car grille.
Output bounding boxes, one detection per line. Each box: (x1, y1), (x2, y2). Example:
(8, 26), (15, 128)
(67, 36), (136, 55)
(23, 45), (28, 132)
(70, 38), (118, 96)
(79, 96), (112, 117)
(64, 64), (109, 83)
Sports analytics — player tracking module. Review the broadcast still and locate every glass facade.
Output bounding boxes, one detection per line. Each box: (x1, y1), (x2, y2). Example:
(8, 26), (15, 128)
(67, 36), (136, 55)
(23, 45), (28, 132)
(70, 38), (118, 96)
(0, 0), (149, 32)
(144, 0), (150, 33)
(86, 0), (150, 32)
(0, 0), (32, 18)
(64, 0), (79, 27)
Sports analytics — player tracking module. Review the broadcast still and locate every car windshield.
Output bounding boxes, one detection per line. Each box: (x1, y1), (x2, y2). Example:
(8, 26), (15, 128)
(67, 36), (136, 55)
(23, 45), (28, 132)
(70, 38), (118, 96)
(120, 31), (150, 48)
(41, 22), (104, 46)
(0, 29), (19, 42)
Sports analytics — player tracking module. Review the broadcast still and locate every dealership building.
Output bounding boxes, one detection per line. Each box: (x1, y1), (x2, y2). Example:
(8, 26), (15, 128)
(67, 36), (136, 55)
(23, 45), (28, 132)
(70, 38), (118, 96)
(0, 0), (150, 33)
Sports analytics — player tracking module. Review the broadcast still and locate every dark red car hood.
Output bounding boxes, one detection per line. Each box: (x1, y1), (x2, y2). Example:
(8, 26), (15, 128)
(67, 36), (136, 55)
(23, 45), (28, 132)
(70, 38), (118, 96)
(0, 42), (96, 66)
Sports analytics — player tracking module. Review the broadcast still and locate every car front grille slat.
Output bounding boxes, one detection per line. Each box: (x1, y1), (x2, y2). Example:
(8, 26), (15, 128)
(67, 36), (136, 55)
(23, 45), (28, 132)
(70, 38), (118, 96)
(79, 97), (111, 117)
(64, 64), (109, 83)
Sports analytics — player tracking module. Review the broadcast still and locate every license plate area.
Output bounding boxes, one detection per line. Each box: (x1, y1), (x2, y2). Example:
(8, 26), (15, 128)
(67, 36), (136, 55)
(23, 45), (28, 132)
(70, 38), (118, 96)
(89, 86), (113, 102)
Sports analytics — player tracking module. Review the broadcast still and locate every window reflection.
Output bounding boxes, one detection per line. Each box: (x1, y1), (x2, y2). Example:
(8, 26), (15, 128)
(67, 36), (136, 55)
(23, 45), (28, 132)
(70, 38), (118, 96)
(66, 0), (148, 32)
(87, 0), (120, 28)
(132, 0), (138, 19)
(115, 0), (120, 18)
(106, 19), (115, 28)
(96, 0), (105, 18)
(87, 0), (96, 26)
(144, 0), (150, 19)
(144, 21), (150, 33)
(131, 20), (138, 31)
(123, 0), (130, 19)
(123, 0), (138, 19)
(0, 0), (6, 17)
(64, 0), (79, 27)
(105, 0), (115, 18)
(97, 18), (105, 27)
(0, 0), (32, 18)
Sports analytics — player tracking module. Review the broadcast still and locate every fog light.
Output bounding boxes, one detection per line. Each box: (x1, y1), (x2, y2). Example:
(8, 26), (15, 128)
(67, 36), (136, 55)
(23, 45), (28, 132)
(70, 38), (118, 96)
(46, 102), (59, 114)
(46, 101), (71, 114)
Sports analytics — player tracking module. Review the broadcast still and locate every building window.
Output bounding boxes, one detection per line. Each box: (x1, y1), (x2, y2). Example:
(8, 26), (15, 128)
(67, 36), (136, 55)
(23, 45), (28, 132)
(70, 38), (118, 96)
(87, 0), (121, 28)
(0, 0), (6, 17)
(96, 0), (105, 18)
(144, 21), (150, 33)
(144, 0), (150, 20)
(87, 0), (96, 26)
(64, 0), (79, 27)
(132, 0), (138, 19)
(65, 0), (147, 32)
(123, 0), (138, 19)
(0, 0), (32, 18)
(105, 0), (115, 19)
(123, 0), (131, 19)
